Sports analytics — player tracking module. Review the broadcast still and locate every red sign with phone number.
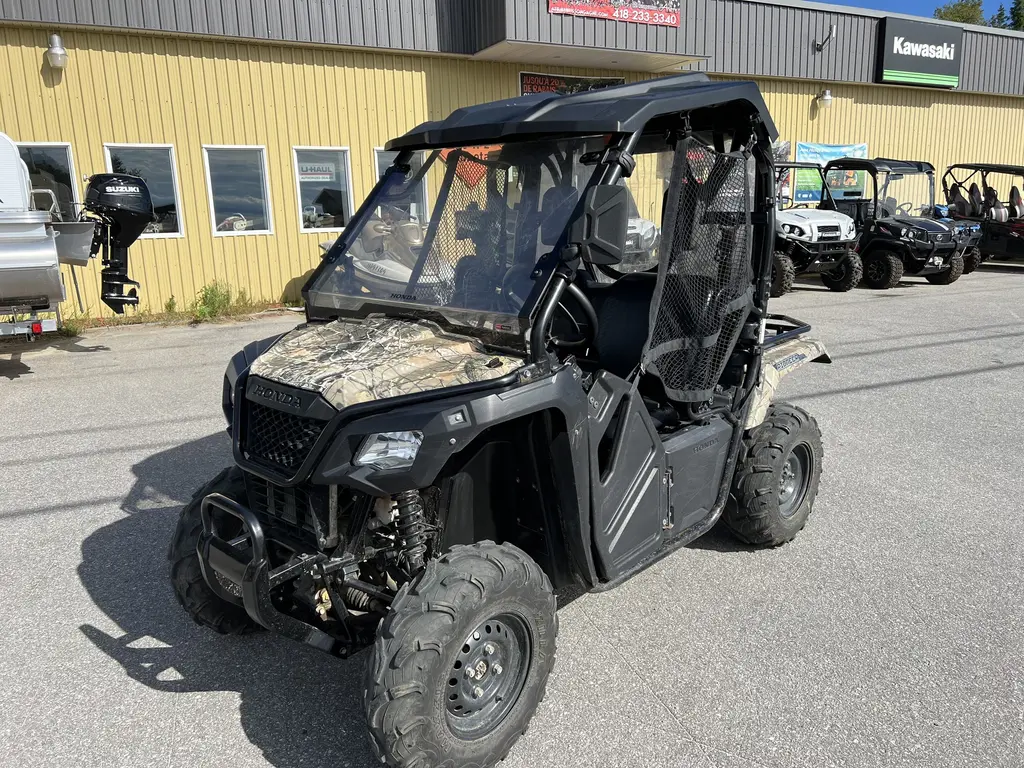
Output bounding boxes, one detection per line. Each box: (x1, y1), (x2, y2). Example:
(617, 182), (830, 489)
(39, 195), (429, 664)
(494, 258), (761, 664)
(548, 1), (680, 27)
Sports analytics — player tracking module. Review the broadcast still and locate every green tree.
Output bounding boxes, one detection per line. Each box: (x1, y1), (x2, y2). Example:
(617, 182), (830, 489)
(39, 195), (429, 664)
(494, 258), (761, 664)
(990, 3), (1010, 26)
(934, 0), (985, 24)
(1011, 0), (1024, 29)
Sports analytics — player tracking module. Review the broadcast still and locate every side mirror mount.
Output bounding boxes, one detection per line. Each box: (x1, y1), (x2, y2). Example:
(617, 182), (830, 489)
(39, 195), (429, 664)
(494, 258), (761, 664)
(565, 184), (629, 265)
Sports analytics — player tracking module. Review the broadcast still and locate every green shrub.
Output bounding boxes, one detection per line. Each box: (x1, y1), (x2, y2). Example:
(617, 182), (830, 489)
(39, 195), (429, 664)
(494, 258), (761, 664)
(191, 281), (233, 322)
(164, 296), (178, 314)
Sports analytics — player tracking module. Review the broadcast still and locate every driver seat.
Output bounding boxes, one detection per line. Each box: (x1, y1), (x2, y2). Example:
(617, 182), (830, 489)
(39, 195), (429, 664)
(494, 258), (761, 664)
(587, 272), (656, 380)
(948, 184), (971, 217)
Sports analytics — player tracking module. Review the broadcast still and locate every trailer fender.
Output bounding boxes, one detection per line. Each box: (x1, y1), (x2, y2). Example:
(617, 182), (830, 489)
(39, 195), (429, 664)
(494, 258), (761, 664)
(745, 338), (831, 430)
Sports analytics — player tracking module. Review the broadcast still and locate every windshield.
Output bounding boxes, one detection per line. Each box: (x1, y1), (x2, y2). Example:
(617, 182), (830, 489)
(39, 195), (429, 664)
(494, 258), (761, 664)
(824, 167), (934, 217)
(775, 166), (835, 209)
(307, 137), (604, 331)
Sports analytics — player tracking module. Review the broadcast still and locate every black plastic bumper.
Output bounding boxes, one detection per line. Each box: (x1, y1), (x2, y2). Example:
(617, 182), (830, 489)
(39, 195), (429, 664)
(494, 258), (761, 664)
(197, 492), (337, 653)
(793, 240), (855, 272)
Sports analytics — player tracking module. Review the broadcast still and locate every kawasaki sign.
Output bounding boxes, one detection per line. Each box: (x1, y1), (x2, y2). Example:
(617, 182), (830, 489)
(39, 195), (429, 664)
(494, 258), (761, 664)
(877, 17), (963, 88)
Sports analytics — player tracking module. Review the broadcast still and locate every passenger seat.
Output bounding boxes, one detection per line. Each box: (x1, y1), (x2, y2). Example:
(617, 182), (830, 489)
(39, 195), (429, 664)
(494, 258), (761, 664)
(984, 187), (1009, 223)
(969, 183), (984, 217)
(1009, 187), (1024, 219)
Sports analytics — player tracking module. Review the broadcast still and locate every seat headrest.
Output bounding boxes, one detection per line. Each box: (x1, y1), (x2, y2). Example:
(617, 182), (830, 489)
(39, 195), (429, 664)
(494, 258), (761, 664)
(968, 183), (984, 217)
(540, 186), (578, 246)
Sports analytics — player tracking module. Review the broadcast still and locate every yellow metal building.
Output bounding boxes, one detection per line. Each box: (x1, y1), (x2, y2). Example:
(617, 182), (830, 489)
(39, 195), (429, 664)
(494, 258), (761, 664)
(1, 1), (1022, 318)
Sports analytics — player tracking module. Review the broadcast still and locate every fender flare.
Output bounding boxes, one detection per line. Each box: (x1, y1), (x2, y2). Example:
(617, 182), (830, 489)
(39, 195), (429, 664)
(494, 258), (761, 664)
(745, 337), (831, 430)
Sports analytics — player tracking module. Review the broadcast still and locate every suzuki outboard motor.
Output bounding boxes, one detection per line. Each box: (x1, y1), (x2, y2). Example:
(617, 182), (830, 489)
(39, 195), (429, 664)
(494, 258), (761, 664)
(83, 173), (154, 313)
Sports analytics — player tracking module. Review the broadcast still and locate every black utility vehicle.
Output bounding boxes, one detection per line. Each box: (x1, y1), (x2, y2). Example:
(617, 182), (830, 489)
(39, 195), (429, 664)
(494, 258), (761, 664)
(169, 74), (831, 768)
(941, 163), (1024, 267)
(772, 161), (861, 295)
(823, 157), (961, 289)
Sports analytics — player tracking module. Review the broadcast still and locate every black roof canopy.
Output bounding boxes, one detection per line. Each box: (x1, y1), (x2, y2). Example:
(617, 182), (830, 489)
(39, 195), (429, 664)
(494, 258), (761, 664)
(386, 73), (777, 151)
(945, 162), (1024, 176)
(824, 157), (935, 175)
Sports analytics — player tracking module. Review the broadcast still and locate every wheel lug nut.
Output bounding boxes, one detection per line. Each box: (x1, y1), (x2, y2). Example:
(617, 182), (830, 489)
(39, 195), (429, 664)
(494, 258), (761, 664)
(483, 643), (495, 655)
(472, 686), (484, 699)
(465, 669), (474, 680)
(473, 631), (480, 641)
(492, 664), (503, 675)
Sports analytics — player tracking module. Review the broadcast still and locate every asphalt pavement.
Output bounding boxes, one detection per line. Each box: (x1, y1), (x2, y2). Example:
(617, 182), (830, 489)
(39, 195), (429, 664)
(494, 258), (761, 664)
(1, 269), (1022, 768)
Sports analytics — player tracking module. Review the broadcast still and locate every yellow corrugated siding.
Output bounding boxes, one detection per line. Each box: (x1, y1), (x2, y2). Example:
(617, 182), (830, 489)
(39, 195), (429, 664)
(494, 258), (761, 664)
(749, 76), (1024, 173)
(0, 24), (643, 318)
(2, 24), (1023, 319)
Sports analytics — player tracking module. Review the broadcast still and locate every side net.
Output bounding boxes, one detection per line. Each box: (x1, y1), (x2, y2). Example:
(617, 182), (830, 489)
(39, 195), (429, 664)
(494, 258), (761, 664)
(640, 137), (753, 403)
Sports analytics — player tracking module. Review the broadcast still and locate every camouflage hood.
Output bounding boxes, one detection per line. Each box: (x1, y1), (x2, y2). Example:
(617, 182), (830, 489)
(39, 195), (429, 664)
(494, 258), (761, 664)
(249, 317), (524, 409)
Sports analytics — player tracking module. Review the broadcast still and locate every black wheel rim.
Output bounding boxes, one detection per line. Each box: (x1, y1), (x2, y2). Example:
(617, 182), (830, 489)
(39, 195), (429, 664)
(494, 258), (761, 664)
(865, 259), (885, 283)
(828, 262), (847, 281)
(778, 443), (812, 518)
(445, 613), (531, 740)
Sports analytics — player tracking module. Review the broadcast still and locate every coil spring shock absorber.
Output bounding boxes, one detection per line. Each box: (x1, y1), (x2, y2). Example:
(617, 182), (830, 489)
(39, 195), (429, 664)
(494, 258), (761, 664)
(394, 489), (428, 573)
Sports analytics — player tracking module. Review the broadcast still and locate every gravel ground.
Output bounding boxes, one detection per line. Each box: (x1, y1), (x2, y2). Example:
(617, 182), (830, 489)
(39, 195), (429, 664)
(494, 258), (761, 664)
(1, 269), (1022, 768)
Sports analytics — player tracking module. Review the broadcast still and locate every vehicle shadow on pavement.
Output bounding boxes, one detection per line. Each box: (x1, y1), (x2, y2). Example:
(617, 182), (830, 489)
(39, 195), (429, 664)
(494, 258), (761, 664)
(0, 337), (111, 380)
(77, 432), (380, 768)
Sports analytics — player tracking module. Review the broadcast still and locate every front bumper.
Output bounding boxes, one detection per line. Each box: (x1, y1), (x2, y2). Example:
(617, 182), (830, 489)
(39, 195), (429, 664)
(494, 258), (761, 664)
(197, 492), (339, 653)
(906, 240), (958, 274)
(788, 239), (856, 271)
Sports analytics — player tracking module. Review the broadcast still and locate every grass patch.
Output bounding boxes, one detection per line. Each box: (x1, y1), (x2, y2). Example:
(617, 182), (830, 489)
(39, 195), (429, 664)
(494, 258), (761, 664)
(58, 281), (280, 332)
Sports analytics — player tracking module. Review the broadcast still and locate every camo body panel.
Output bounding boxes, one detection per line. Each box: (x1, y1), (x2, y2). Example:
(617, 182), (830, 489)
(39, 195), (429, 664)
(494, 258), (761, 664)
(249, 317), (524, 409)
(745, 337), (830, 429)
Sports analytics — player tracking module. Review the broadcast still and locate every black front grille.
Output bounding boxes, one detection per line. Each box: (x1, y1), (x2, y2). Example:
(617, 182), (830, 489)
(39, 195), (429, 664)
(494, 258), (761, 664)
(817, 225), (841, 241)
(244, 474), (326, 546)
(243, 402), (326, 471)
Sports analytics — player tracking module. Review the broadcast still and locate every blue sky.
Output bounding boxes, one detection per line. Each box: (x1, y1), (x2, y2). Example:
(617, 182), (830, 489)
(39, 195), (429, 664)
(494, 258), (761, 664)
(826, 0), (1003, 21)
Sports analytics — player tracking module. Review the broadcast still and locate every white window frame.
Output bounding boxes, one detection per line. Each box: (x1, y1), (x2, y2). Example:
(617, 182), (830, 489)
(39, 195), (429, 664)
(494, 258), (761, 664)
(16, 141), (80, 219)
(373, 147), (431, 219)
(292, 145), (356, 234)
(103, 142), (184, 239)
(202, 144), (274, 236)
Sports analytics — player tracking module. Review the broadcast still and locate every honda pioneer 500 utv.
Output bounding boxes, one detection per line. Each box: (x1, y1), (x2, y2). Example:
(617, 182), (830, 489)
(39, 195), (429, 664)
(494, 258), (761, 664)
(823, 157), (961, 289)
(771, 161), (860, 296)
(169, 74), (830, 768)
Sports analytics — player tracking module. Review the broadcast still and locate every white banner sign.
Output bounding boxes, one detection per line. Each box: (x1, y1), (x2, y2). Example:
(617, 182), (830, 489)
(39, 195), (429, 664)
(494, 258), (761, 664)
(299, 162), (335, 183)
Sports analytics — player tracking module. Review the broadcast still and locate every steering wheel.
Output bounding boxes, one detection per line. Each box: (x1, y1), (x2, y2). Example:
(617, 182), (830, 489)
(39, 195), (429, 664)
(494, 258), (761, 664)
(896, 202), (914, 215)
(501, 267), (598, 349)
(550, 283), (599, 350)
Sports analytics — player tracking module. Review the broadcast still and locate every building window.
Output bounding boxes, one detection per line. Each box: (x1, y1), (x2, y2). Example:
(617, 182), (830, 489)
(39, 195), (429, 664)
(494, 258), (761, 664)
(105, 144), (183, 236)
(375, 149), (429, 222)
(17, 143), (78, 221)
(203, 146), (272, 234)
(293, 147), (354, 231)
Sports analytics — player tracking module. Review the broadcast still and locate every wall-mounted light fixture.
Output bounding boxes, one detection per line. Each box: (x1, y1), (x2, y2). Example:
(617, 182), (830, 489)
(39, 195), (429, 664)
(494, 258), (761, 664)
(45, 33), (68, 70)
(817, 89), (834, 108)
(815, 24), (836, 53)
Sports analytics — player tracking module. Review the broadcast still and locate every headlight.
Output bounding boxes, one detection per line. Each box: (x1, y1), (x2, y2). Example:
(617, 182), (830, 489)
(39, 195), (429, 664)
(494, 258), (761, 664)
(640, 226), (657, 250)
(845, 221), (855, 236)
(354, 431), (423, 470)
(782, 224), (792, 234)
(791, 226), (806, 238)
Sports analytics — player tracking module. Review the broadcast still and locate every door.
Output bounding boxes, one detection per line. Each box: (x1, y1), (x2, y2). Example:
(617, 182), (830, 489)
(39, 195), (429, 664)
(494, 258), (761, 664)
(587, 372), (666, 582)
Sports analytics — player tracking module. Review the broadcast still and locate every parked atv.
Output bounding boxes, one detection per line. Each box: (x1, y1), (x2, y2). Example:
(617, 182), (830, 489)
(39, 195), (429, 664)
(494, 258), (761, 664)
(170, 74), (831, 768)
(941, 162), (1024, 268)
(772, 161), (861, 295)
(823, 157), (961, 288)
